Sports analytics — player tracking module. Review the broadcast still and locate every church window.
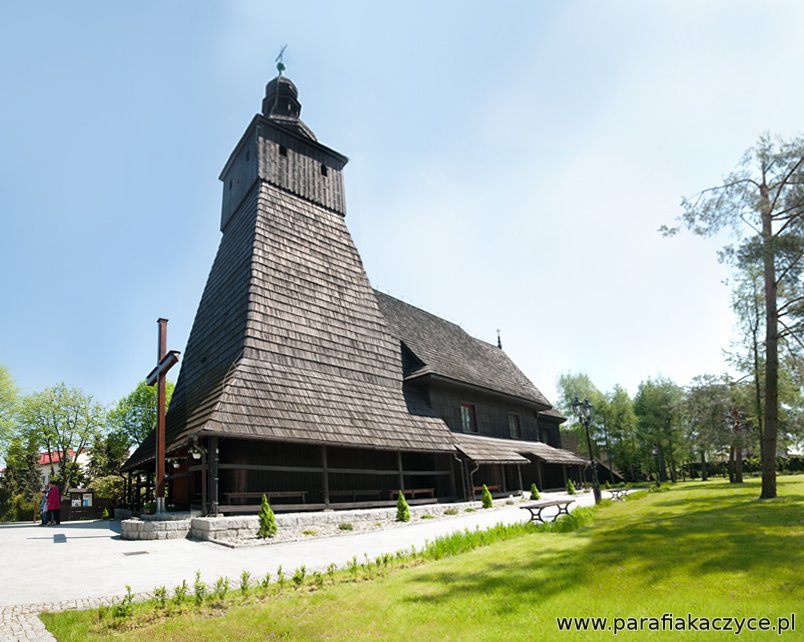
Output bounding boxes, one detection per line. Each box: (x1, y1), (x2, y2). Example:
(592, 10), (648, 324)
(320, 163), (328, 177)
(279, 145), (287, 157)
(460, 403), (477, 433)
(508, 414), (521, 440)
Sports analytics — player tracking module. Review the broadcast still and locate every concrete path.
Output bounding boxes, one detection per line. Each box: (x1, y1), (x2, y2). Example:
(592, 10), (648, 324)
(0, 490), (597, 641)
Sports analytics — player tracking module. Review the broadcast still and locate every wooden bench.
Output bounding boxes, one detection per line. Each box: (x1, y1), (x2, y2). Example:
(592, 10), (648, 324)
(328, 489), (384, 502)
(519, 499), (575, 523)
(473, 484), (501, 493)
(608, 488), (629, 502)
(389, 488), (436, 500)
(224, 490), (307, 504)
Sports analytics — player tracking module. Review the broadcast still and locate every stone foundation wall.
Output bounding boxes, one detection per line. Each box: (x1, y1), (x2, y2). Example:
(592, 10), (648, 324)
(121, 512), (196, 540)
(189, 500), (509, 543)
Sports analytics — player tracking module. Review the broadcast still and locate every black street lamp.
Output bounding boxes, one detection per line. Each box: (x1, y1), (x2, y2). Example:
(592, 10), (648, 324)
(573, 397), (601, 504)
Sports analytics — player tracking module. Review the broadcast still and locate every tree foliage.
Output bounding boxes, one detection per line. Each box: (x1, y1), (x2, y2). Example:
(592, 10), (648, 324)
(17, 383), (104, 489)
(87, 430), (130, 479)
(107, 380), (174, 448)
(0, 365), (18, 457)
(664, 133), (804, 498)
(634, 378), (684, 482)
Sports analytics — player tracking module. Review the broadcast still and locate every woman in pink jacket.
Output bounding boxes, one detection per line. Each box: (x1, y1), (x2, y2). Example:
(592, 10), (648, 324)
(47, 480), (61, 525)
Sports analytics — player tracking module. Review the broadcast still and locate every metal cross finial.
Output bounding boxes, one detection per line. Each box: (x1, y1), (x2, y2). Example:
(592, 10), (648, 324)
(496, 329), (502, 349)
(275, 44), (288, 75)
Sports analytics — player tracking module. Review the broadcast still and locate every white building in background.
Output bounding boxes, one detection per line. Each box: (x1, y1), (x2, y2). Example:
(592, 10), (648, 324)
(37, 449), (89, 488)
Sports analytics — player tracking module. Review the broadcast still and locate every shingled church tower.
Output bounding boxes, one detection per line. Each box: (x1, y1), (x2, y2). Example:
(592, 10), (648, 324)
(123, 71), (456, 514)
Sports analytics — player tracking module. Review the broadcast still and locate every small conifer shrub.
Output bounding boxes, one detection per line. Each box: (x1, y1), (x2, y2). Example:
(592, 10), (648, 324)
(258, 494), (277, 538)
(101, 508), (110, 520)
(481, 484), (493, 508)
(530, 483), (540, 500)
(566, 479), (577, 495)
(396, 492), (410, 522)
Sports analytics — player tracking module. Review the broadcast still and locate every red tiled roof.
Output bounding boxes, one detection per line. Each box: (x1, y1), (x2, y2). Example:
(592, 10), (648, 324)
(37, 449), (78, 466)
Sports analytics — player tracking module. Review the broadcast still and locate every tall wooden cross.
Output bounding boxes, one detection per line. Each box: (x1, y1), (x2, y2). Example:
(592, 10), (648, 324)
(145, 318), (180, 514)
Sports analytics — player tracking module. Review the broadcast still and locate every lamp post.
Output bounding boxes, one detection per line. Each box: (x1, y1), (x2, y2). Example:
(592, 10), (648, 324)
(573, 397), (601, 504)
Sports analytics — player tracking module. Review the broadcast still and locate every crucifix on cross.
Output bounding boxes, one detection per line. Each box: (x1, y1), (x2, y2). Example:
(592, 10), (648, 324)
(145, 318), (180, 514)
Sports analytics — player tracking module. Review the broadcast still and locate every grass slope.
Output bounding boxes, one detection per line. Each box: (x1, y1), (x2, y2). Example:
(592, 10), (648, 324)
(44, 476), (804, 641)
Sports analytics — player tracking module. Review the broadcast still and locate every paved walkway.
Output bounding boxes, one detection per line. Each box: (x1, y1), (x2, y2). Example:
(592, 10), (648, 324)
(0, 491), (595, 641)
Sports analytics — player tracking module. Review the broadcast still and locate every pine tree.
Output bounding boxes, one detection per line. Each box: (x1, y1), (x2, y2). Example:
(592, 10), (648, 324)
(396, 491), (410, 522)
(530, 483), (540, 500)
(566, 479), (576, 495)
(258, 494), (277, 538)
(481, 484), (493, 508)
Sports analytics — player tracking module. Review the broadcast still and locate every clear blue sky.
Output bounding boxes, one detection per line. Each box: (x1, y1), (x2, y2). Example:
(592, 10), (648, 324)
(1, 1), (803, 412)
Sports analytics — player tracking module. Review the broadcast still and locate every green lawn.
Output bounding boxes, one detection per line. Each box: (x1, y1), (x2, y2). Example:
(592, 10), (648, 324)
(44, 476), (804, 641)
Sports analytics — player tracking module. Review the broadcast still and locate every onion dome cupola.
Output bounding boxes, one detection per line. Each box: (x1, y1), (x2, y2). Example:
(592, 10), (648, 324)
(261, 74), (317, 141)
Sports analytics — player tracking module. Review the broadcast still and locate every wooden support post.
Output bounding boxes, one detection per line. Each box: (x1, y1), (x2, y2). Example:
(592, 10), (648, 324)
(321, 445), (330, 508)
(536, 460), (544, 491)
(397, 451), (405, 492)
(501, 464), (507, 493)
(201, 445), (208, 516)
(517, 464), (523, 493)
(562, 464), (568, 487)
(210, 436), (219, 516)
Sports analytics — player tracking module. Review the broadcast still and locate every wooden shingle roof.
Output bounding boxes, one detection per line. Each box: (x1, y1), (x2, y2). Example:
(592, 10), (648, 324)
(454, 432), (588, 466)
(125, 176), (457, 470)
(374, 291), (551, 408)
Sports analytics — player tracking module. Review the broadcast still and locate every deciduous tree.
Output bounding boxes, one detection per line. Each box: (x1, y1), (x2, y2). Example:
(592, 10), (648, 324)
(17, 383), (104, 489)
(107, 380), (174, 448)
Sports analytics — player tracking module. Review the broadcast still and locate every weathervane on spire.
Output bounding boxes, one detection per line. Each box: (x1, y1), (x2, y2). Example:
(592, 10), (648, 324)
(497, 329), (503, 350)
(275, 44), (288, 75)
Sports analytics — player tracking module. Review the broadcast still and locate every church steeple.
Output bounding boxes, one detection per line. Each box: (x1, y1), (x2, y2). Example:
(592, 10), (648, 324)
(218, 69), (348, 231)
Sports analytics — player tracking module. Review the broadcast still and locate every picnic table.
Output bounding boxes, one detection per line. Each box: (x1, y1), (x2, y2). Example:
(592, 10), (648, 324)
(519, 499), (576, 524)
(608, 488), (629, 502)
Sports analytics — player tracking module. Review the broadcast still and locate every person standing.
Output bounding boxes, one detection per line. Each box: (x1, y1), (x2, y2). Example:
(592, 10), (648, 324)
(39, 489), (48, 526)
(47, 480), (61, 525)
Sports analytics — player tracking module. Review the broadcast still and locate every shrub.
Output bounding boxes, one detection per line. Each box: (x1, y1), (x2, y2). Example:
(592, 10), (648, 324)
(566, 479), (576, 495)
(173, 580), (188, 606)
(338, 522), (353, 531)
(444, 507), (459, 516)
(530, 483), (540, 500)
(602, 480), (611, 489)
(101, 508), (110, 520)
(302, 529), (317, 536)
(464, 507), (476, 513)
(420, 513), (434, 520)
(276, 566), (286, 589)
(240, 571), (251, 597)
(313, 571), (324, 589)
(258, 495), (277, 539)
(213, 577), (229, 602)
(481, 484), (493, 508)
(113, 585), (135, 619)
(396, 492), (410, 522)
(193, 570), (206, 606)
(292, 565), (306, 588)
(260, 572), (271, 590)
(326, 563), (337, 584)
(153, 586), (167, 610)
(88, 475), (124, 505)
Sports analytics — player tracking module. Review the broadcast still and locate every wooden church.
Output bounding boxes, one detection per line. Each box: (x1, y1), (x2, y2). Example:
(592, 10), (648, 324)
(122, 70), (586, 515)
